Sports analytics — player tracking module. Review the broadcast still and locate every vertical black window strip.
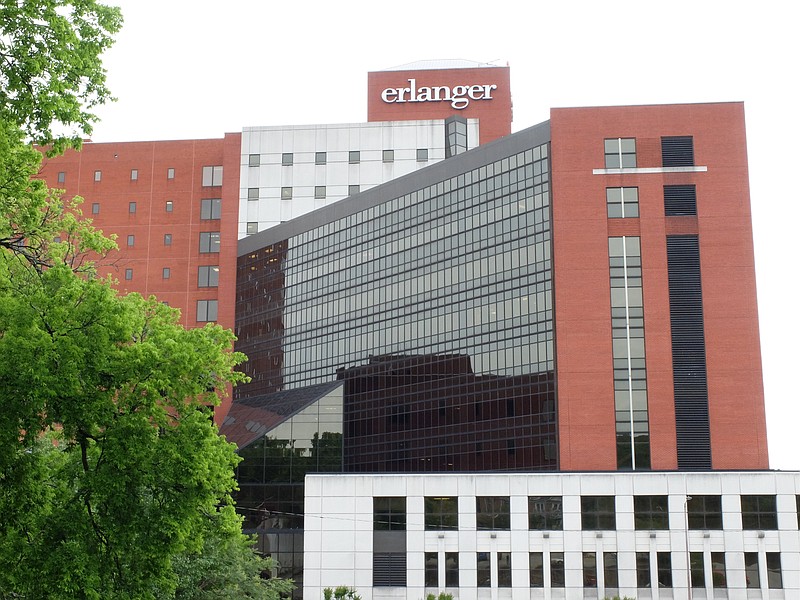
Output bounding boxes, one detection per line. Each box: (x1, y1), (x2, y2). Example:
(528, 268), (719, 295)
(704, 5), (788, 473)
(666, 235), (711, 469)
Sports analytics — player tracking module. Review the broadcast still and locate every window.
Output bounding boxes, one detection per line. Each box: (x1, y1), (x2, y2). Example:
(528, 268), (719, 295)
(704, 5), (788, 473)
(348, 184), (360, 195)
(661, 135), (694, 167)
(315, 151), (326, 165)
(528, 496), (562, 530)
(416, 148), (429, 162)
(664, 184), (697, 216)
(636, 552), (650, 588)
(744, 552), (759, 588)
(198, 265), (219, 288)
(424, 552), (437, 587)
(247, 187), (259, 200)
(711, 552), (726, 588)
(94, 170), (102, 181)
(127, 234), (134, 247)
(57, 171), (66, 183)
(445, 115), (468, 158)
(382, 149), (394, 162)
(200, 198), (221, 220)
(167, 167), (175, 179)
(767, 552), (782, 589)
(497, 552), (511, 587)
(373, 497), (405, 531)
(604, 138), (636, 168)
(348, 150), (360, 164)
(581, 495), (615, 530)
(201, 165), (223, 186)
(91, 203), (99, 215)
(550, 552), (564, 587)
(373, 553), (406, 587)
(476, 553), (490, 587)
(199, 232), (220, 253)
(687, 495), (723, 529)
(476, 496), (510, 530)
(165, 200), (173, 212)
(583, 552), (597, 588)
(741, 495), (777, 529)
(425, 497), (458, 530)
(444, 552), (458, 587)
(196, 299), (218, 322)
(634, 495), (669, 529)
(162, 267), (170, 280)
(606, 187), (639, 218)
(281, 152), (293, 166)
(529, 552), (544, 587)
(690, 552), (704, 588)
(130, 168), (138, 181)
(248, 154), (260, 167)
(246, 222), (258, 235)
(124, 268), (133, 280)
(129, 201), (136, 214)
(604, 552), (618, 588)
(314, 186), (326, 199)
(281, 187), (292, 200)
(163, 234), (172, 246)
(657, 552), (672, 588)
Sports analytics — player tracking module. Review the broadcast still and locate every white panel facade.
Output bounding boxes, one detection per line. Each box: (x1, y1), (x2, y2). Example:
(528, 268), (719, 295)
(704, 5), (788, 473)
(238, 120), (480, 238)
(304, 472), (800, 600)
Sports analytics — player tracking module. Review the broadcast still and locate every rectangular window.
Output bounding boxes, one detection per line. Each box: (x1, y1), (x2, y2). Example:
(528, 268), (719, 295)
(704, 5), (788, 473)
(348, 150), (360, 164)
(606, 187), (639, 218)
(476, 553), (490, 587)
(550, 552), (565, 587)
(94, 170), (102, 182)
(424, 552), (437, 587)
(604, 552), (618, 588)
(167, 167), (175, 180)
(314, 186), (326, 199)
(281, 152), (293, 166)
(127, 234), (134, 247)
(444, 552), (458, 587)
(690, 552), (704, 588)
(57, 171), (66, 183)
(348, 184), (360, 195)
(130, 168), (138, 181)
(246, 222), (258, 235)
(497, 552), (511, 587)
(634, 495), (669, 529)
(165, 200), (173, 212)
(196, 299), (218, 322)
(373, 497), (405, 531)
(201, 165), (223, 186)
(315, 151), (326, 165)
(657, 552), (672, 588)
(424, 497), (458, 530)
(162, 267), (170, 280)
(382, 149), (394, 162)
(417, 148), (429, 162)
(741, 495), (778, 529)
(529, 552), (544, 587)
(476, 497), (510, 530)
(688, 495), (723, 529)
(281, 187), (292, 200)
(124, 268), (133, 280)
(766, 552), (782, 589)
(581, 495), (616, 530)
(528, 496), (562, 530)
(373, 553), (406, 587)
(200, 198), (221, 220)
(247, 187), (259, 200)
(91, 203), (100, 215)
(661, 135), (695, 167)
(199, 232), (220, 253)
(636, 552), (650, 588)
(664, 184), (697, 216)
(604, 138), (636, 168)
(164, 234), (172, 246)
(711, 552), (726, 588)
(129, 201), (136, 214)
(248, 154), (260, 167)
(744, 552), (760, 588)
(198, 265), (219, 288)
(582, 552), (597, 588)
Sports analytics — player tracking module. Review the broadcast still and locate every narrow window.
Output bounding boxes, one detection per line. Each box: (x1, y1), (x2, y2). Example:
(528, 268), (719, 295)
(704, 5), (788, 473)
(163, 234), (172, 246)
(636, 552), (650, 588)
(165, 200), (173, 212)
(91, 203), (100, 215)
(94, 170), (102, 182)
(127, 234), (134, 247)
(550, 552), (565, 587)
(162, 267), (170, 280)
(497, 552), (511, 587)
(711, 552), (727, 588)
(604, 552), (618, 588)
(529, 552), (544, 587)
(583, 552), (597, 588)
(124, 268), (133, 280)
(424, 552), (437, 587)
(57, 171), (66, 183)
(766, 553), (782, 589)
(476, 553), (490, 587)
(657, 552), (672, 588)
(167, 167), (175, 180)
(690, 552), (704, 588)
(744, 552), (760, 588)
(444, 552), (458, 587)
(130, 168), (138, 181)
(129, 201), (136, 214)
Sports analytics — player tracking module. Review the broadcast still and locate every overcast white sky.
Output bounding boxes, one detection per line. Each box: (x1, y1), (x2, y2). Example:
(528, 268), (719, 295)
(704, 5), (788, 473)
(90, 0), (799, 470)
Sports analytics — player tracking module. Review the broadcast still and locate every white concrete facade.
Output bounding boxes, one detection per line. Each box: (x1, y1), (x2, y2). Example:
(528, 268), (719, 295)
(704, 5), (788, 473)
(238, 119), (479, 238)
(304, 471), (800, 600)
